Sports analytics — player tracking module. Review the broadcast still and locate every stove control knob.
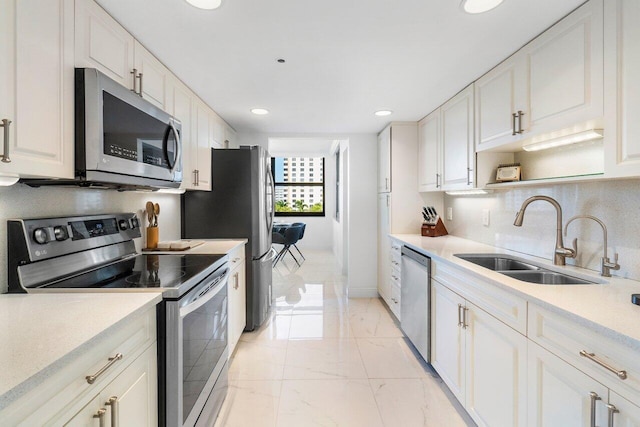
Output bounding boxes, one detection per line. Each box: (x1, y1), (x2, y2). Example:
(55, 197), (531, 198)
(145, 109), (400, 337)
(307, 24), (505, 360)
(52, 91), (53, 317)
(130, 217), (139, 229)
(53, 226), (69, 241)
(119, 219), (129, 231)
(33, 228), (49, 245)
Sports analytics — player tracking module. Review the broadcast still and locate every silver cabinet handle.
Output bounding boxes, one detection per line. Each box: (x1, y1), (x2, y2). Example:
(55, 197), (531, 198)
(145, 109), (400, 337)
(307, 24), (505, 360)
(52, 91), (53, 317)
(466, 168), (473, 186)
(385, 177), (389, 191)
(138, 73), (143, 97)
(589, 392), (601, 427)
(436, 173), (441, 188)
(105, 396), (119, 427)
(86, 353), (123, 384)
(580, 350), (627, 380)
(457, 303), (463, 327)
(512, 112), (518, 136)
(386, 194), (390, 207)
(606, 403), (619, 427)
(130, 68), (138, 93)
(93, 408), (107, 427)
(233, 272), (239, 290)
(193, 169), (198, 186)
(516, 110), (525, 134)
(1, 119), (11, 163)
(462, 307), (469, 329)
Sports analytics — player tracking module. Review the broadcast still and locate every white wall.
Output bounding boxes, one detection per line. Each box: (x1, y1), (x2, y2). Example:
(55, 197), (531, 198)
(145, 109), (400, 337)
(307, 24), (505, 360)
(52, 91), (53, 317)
(444, 179), (640, 280)
(0, 184), (181, 294)
(238, 132), (378, 296)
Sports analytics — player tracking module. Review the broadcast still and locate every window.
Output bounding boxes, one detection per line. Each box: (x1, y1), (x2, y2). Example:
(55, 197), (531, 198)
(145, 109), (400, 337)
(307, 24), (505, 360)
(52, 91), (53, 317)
(272, 157), (325, 216)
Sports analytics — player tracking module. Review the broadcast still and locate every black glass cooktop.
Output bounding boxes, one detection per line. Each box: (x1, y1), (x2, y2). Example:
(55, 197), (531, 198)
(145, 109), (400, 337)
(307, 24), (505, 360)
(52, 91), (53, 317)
(45, 254), (225, 290)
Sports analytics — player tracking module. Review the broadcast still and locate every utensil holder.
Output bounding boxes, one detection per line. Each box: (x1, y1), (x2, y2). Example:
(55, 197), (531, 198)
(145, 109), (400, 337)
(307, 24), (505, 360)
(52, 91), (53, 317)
(147, 226), (159, 249)
(421, 218), (448, 237)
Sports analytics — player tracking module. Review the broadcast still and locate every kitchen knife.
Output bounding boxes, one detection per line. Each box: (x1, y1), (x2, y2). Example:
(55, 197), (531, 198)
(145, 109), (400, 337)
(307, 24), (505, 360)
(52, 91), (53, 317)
(422, 207), (431, 223)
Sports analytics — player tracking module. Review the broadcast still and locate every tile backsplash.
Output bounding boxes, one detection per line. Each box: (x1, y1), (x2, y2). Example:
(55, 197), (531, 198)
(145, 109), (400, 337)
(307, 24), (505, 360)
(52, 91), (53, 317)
(0, 184), (181, 293)
(444, 179), (640, 281)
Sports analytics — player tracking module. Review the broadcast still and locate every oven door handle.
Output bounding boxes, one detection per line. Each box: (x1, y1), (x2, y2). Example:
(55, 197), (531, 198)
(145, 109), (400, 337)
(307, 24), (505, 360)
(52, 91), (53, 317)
(179, 271), (228, 318)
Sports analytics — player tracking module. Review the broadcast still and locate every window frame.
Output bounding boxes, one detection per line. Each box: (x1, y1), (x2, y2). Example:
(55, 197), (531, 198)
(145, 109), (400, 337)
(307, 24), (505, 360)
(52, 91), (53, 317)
(271, 157), (325, 217)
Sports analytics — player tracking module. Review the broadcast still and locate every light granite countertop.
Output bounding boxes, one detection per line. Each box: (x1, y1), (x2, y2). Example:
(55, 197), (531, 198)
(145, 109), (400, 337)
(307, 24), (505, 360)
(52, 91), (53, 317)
(391, 234), (640, 351)
(0, 292), (161, 410)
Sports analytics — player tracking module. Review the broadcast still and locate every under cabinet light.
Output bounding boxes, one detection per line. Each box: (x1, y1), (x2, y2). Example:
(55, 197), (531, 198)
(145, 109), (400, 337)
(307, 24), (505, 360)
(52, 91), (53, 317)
(0, 174), (19, 186)
(460, 0), (504, 14)
(185, 0), (222, 10)
(157, 188), (186, 194)
(445, 189), (493, 196)
(522, 129), (604, 152)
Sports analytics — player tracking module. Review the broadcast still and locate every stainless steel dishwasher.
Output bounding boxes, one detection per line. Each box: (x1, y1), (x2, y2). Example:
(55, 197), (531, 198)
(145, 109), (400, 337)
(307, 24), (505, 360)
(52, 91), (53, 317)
(400, 246), (431, 362)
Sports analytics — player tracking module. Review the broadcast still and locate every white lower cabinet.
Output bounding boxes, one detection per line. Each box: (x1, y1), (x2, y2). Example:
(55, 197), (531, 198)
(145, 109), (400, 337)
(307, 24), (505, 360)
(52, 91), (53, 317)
(609, 391), (640, 426)
(228, 245), (247, 356)
(431, 280), (527, 427)
(528, 341), (608, 427)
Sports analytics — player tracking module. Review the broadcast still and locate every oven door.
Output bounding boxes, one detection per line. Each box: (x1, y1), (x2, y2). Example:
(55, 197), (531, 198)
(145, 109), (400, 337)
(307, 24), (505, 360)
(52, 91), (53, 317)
(165, 267), (229, 427)
(80, 68), (182, 184)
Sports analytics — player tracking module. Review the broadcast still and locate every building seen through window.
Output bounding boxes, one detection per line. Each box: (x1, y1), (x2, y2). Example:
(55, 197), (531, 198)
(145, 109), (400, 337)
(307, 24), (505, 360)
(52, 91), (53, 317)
(272, 157), (325, 216)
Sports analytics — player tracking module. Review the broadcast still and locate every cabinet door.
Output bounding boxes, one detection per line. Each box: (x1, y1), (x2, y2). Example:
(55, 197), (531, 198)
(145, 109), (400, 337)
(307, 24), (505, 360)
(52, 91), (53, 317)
(228, 261), (246, 356)
(609, 391), (640, 427)
(378, 126), (391, 193)
(431, 281), (465, 403)
(524, 0), (603, 135)
(528, 341), (608, 427)
(418, 110), (441, 192)
(210, 112), (225, 149)
(377, 193), (391, 302)
(475, 55), (527, 151)
(224, 124), (236, 148)
(167, 78), (196, 190)
(193, 100), (212, 190)
(100, 345), (158, 427)
(604, 0), (640, 178)
(75, 0), (135, 89)
(133, 41), (169, 109)
(465, 301), (527, 427)
(0, 0), (74, 179)
(441, 85), (474, 190)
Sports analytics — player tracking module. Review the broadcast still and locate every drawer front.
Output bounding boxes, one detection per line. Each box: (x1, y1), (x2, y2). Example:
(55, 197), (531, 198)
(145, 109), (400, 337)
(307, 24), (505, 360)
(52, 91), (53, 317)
(228, 245), (245, 271)
(390, 240), (402, 256)
(389, 282), (401, 319)
(528, 303), (640, 404)
(3, 307), (157, 425)
(433, 261), (527, 334)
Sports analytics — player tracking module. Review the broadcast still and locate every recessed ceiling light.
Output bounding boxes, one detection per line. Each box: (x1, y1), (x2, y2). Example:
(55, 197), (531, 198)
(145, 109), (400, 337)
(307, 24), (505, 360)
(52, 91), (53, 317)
(185, 0), (222, 10)
(251, 108), (269, 115)
(374, 110), (393, 117)
(460, 0), (504, 14)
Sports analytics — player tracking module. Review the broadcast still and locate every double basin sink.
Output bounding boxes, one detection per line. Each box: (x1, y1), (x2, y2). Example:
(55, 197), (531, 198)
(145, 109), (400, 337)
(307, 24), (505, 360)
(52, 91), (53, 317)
(455, 254), (598, 285)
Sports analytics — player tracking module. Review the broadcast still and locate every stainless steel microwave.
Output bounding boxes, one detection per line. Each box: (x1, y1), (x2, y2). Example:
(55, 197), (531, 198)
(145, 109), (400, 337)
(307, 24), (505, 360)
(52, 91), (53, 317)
(73, 68), (182, 190)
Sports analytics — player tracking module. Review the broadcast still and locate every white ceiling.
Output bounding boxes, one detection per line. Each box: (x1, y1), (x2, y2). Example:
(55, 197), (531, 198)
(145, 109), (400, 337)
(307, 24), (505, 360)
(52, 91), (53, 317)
(97, 0), (585, 135)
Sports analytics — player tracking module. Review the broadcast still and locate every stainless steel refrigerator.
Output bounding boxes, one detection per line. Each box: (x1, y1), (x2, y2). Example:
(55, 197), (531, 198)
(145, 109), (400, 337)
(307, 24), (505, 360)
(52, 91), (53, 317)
(181, 146), (275, 331)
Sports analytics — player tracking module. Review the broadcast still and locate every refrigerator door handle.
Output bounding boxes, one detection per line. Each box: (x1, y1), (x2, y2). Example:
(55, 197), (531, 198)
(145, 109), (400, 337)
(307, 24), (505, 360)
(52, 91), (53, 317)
(266, 166), (275, 232)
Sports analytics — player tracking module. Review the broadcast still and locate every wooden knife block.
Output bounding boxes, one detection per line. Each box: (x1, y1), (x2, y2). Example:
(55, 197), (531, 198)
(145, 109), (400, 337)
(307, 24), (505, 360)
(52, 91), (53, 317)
(421, 218), (448, 237)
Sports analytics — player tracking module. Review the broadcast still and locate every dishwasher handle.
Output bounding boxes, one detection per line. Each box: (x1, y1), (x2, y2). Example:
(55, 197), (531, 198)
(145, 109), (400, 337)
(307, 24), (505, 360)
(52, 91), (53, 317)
(401, 246), (431, 269)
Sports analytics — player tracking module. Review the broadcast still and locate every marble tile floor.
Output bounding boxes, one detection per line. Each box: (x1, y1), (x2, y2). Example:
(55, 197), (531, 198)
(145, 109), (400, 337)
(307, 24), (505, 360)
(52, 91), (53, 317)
(214, 250), (475, 427)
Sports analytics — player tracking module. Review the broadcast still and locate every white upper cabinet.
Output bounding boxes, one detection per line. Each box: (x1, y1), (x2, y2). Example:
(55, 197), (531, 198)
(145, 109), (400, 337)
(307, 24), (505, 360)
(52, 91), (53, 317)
(166, 77), (195, 190)
(378, 126), (391, 193)
(417, 109), (441, 192)
(604, 0), (640, 178)
(193, 99), (212, 191)
(133, 41), (170, 110)
(475, 55), (528, 150)
(475, 0), (604, 152)
(441, 85), (474, 190)
(75, 0), (135, 89)
(0, 0), (74, 179)
(210, 112), (225, 149)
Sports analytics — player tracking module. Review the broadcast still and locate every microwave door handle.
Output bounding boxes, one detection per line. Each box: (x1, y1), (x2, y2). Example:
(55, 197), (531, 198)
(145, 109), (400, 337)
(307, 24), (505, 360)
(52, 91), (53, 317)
(164, 121), (181, 172)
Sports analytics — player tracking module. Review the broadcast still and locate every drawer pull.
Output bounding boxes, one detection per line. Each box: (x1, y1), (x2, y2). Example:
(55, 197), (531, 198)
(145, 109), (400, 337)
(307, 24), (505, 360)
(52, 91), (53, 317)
(589, 392), (601, 427)
(580, 350), (627, 380)
(457, 304), (463, 327)
(106, 396), (119, 427)
(93, 408), (107, 427)
(1, 119), (11, 163)
(233, 257), (241, 263)
(86, 353), (123, 384)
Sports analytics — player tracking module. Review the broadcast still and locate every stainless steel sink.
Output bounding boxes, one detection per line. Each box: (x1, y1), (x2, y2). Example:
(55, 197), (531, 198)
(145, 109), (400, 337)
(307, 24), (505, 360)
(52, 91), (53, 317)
(454, 253), (598, 285)
(500, 270), (594, 285)
(455, 254), (539, 271)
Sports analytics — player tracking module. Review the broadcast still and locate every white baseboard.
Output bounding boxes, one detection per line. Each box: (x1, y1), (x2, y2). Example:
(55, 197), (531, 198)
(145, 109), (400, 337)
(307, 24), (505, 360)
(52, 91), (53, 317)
(347, 287), (379, 298)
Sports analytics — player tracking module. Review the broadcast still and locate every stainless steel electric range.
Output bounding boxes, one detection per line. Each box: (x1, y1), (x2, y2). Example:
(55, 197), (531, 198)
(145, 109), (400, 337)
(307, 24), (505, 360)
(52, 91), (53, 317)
(7, 213), (229, 427)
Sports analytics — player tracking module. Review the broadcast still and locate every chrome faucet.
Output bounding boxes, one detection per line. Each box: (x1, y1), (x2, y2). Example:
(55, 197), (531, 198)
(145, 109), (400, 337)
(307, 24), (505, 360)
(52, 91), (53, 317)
(564, 215), (620, 277)
(513, 195), (576, 266)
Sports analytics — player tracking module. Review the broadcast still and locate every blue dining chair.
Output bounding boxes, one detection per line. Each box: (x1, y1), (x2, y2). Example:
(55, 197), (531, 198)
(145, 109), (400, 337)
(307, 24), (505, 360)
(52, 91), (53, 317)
(290, 222), (306, 260)
(272, 225), (304, 267)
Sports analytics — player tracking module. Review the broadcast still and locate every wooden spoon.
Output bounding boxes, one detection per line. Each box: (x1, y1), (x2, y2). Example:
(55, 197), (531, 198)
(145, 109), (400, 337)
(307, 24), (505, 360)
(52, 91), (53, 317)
(154, 203), (160, 227)
(145, 201), (155, 226)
